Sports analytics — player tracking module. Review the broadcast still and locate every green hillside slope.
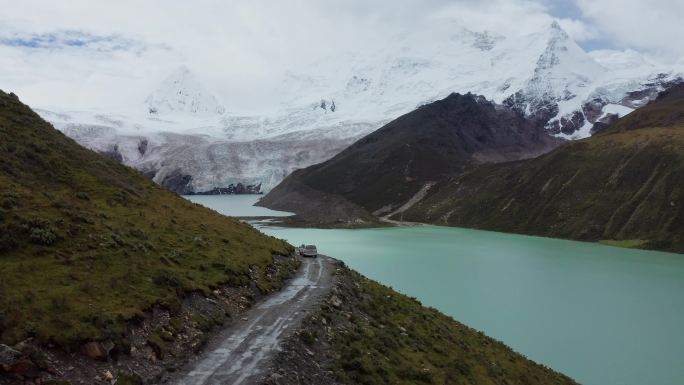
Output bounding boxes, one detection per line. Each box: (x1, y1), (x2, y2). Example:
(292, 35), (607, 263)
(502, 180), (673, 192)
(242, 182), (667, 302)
(403, 86), (684, 253)
(266, 265), (579, 385)
(0, 90), (293, 348)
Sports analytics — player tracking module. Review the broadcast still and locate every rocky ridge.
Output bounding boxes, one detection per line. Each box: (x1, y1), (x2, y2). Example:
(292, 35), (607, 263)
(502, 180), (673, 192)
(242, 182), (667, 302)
(258, 92), (562, 223)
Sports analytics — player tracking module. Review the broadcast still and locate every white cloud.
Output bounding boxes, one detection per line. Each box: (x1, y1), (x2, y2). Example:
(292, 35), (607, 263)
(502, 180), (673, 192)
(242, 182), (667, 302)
(556, 18), (597, 42)
(426, 1), (552, 36)
(575, 0), (684, 61)
(0, 0), (681, 113)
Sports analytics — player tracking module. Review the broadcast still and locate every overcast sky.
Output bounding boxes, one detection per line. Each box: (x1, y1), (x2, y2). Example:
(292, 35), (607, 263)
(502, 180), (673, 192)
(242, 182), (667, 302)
(1, 0), (682, 113)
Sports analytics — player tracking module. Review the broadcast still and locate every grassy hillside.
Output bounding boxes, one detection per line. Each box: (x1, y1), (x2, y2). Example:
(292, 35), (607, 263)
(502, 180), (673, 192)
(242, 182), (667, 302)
(268, 265), (579, 385)
(329, 270), (578, 385)
(0, 90), (293, 348)
(403, 86), (684, 253)
(259, 93), (560, 221)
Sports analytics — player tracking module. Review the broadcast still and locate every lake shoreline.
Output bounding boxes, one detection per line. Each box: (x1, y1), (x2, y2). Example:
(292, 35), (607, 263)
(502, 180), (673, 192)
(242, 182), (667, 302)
(249, 214), (678, 255)
(181, 195), (684, 385)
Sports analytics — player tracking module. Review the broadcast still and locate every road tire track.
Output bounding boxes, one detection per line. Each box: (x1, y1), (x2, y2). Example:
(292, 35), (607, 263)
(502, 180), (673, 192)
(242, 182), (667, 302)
(170, 256), (333, 385)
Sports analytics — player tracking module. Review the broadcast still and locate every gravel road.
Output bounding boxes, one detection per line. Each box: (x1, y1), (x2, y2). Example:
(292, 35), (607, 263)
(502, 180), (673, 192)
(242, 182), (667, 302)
(170, 255), (334, 385)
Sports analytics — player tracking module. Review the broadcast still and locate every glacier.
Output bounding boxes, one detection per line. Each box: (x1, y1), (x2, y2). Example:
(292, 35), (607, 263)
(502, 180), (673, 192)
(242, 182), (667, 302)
(36, 21), (683, 193)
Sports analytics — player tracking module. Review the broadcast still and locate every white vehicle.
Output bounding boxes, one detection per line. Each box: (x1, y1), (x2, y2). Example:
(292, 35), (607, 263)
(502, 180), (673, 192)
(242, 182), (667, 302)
(299, 244), (318, 258)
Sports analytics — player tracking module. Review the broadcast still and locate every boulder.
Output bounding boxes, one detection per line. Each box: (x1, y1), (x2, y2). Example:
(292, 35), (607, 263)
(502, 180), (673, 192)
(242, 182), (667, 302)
(6, 358), (40, 378)
(0, 344), (22, 368)
(329, 295), (343, 309)
(82, 341), (111, 361)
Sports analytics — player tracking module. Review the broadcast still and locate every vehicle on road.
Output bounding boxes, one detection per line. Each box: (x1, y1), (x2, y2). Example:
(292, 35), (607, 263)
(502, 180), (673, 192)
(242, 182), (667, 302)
(299, 244), (318, 258)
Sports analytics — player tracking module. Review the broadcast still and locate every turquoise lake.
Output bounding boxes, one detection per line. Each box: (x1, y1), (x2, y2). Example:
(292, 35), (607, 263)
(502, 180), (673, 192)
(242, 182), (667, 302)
(184, 194), (293, 217)
(185, 195), (684, 385)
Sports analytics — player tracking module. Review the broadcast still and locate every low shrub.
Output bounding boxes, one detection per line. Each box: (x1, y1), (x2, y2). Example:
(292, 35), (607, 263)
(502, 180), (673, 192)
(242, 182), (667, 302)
(0, 227), (17, 251)
(1, 191), (18, 209)
(29, 227), (58, 245)
(152, 270), (183, 289)
(116, 372), (143, 385)
(299, 330), (316, 345)
(146, 330), (169, 359)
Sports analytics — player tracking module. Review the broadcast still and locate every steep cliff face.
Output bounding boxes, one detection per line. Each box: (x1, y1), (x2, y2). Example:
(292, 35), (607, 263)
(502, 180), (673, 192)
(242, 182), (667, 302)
(259, 93), (562, 220)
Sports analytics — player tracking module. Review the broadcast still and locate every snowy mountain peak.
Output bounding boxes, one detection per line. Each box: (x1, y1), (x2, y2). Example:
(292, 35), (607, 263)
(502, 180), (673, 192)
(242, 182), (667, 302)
(42, 19), (684, 194)
(496, 21), (613, 136)
(533, 21), (605, 77)
(145, 66), (226, 116)
(548, 20), (567, 38)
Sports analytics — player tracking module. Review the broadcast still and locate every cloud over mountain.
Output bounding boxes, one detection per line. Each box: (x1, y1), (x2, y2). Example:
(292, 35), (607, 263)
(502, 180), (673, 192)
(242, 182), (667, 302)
(1, 0), (682, 113)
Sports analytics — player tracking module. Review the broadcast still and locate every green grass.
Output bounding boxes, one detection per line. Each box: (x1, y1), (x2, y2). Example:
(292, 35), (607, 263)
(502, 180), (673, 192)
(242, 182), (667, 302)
(267, 215), (392, 229)
(323, 268), (578, 385)
(599, 239), (648, 249)
(0, 90), (294, 348)
(403, 126), (684, 254)
(401, 88), (684, 254)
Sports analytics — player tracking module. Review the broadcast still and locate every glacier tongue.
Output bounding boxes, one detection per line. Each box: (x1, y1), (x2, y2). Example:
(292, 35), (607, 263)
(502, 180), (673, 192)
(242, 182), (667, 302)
(36, 21), (684, 193)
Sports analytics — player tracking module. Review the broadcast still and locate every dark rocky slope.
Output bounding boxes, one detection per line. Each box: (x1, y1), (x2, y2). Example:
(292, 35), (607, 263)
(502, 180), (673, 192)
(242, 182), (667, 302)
(403, 85), (684, 253)
(259, 93), (562, 224)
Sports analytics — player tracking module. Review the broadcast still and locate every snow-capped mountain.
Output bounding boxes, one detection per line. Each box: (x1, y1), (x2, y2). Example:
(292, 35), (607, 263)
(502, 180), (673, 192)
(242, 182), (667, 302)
(214, 20), (681, 142)
(38, 21), (683, 193)
(501, 21), (608, 135)
(145, 65), (226, 116)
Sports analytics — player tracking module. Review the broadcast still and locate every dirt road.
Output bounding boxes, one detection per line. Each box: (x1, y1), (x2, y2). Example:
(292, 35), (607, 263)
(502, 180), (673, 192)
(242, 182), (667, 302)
(170, 255), (333, 385)
(380, 182), (435, 226)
